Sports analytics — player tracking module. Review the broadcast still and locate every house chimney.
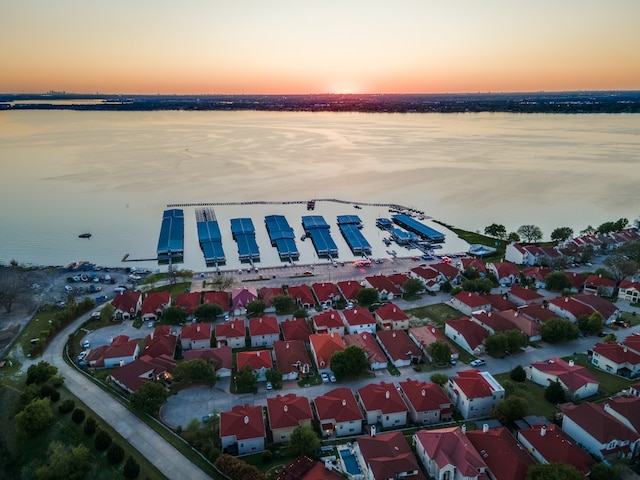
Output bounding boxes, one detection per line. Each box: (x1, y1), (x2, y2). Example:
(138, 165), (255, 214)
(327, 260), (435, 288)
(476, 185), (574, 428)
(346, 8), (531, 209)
(370, 425), (376, 437)
(483, 424), (489, 433)
(421, 389), (426, 397)
(541, 426), (547, 436)
(461, 424), (467, 435)
(283, 405), (288, 413)
(565, 297), (569, 302)
(196, 326), (200, 332)
(244, 416), (249, 424)
(569, 360), (575, 367)
(286, 342), (290, 349)
(385, 390), (390, 399)
(604, 403), (611, 412)
(342, 399), (347, 407)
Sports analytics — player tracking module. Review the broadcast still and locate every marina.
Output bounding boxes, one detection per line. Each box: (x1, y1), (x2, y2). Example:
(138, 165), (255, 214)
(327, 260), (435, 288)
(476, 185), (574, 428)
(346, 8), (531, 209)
(265, 215), (299, 261)
(156, 209), (184, 263)
(337, 215), (372, 255)
(196, 208), (226, 266)
(302, 215), (339, 257)
(230, 217), (260, 262)
(391, 213), (446, 243)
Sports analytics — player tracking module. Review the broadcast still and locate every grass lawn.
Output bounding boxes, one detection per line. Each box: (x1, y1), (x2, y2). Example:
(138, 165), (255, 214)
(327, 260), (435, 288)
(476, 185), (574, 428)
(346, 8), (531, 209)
(492, 373), (558, 419)
(405, 304), (464, 329)
(563, 353), (634, 399)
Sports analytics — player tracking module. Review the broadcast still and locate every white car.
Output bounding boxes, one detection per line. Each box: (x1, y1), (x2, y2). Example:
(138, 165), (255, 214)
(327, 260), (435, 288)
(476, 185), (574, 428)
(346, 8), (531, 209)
(329, 373), (337, 383)
(470, 359), (486, 367)
(320, 373), (330, 384)
(266, 381), (273, 390)
(82, 340), (90, 349)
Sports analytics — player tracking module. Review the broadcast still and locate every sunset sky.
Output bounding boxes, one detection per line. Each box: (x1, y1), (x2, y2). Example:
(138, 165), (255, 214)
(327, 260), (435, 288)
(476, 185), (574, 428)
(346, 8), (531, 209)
(2, 0), (639, 95)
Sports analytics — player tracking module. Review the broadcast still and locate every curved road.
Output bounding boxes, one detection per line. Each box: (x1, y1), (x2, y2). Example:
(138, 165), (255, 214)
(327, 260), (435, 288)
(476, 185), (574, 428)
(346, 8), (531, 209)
(42, 314), (212, 480)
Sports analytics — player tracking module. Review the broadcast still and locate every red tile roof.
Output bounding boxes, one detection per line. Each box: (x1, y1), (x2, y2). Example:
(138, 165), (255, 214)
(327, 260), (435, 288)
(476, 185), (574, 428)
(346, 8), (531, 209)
(358, 381), (408, 415)
(342, 308), (375, 327)
(518, 425), (593, 475)
(399, 378), (450, 412)
(280, 318), (313, 342)
(343, 332), (387, 365)
(565, 272), (587, 290)
(410, 266), (441, 282)
(236, 349), (273, 371)
(248, 315), (279, 336)
(336, 280), (362, 300)
(494, 310), (540, 338)
(259, 286), (284, 308)
(471, 311), (517, 333)
(273, 340), (311, 375)
(215, 319), (246, 339)
(365, 275), (402, 295)
(584, 274), (617, 289)
(180, 322), (212, 342)
(311, 282), (341, 303)
(358, 431), (425, 480)
(231, 286), (258, 310)
(174, 291), (201, 314)
(622, 333), (640, 354)
(375, 303), (409, 322)
(108, 354), (175, 393)
(414, 427), (486, 477)
(112, 290), (142, 315)
(453, 291), (492, 308)
(409, 325), (458, 356)
(453, 370), (495, 399)
(460, 257), (487, 274)
(483, 294), (518, 312)
(287, 285), (315, 306)
(267, 394), (313, 430)
(313, 387), (363, 424)
(518, 304), (557, 323)
(203, 291), (230, 310)
(593, 342), (640, 365)
(508, 285), (544, 302)
(313, 310), (345, 331)
(607, 396), (640, 433)
(428, 263), (460, 282)
(309, 333), (345, 368)
(489, 261), (520, 280)
(563, 402), (640, 444)
(376, 329), (422, 362)
(530, 357), (598, 392)
(141, 291), (171, 316)
(446, 317), (489, 350)
(143, 327), (177, 358)
(466, 427), (535, 480)
(220, 404), (265, 441)
(183, 346), (232, 372)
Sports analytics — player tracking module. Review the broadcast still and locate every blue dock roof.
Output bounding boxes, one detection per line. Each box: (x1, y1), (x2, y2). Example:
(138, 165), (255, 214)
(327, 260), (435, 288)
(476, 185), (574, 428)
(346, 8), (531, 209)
(302, 215), (337, 256)
(157, 209), (184, 258)
(302, 215), (330, 230)
(230, 218), (259, 260)
(391, 214), (446, 242)
(265, 215), (299, 260)
(337, 215), (362, 225)
(197, 221), (226, 264)
(339, 223), (372, 254)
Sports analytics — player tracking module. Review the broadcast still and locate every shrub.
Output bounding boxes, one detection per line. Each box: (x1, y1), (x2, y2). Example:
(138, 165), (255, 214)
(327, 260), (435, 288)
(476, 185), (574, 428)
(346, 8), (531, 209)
(262, 450), (273, 463)
(510, 365), (527, 382)
(83, 417), (97, 436)
(123, 455), (140, 479)
(71, 408), (86, 424)
(49, 389), (60, 402)
(544, 381), (567, 404)
(94, 429), (112, 451)
(58, 399), (75, 414)
(106, 443), (125, 465)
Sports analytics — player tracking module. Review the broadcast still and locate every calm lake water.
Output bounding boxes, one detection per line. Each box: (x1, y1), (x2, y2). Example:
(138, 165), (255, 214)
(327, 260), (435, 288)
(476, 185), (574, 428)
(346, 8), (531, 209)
(1, 110), (638, 271)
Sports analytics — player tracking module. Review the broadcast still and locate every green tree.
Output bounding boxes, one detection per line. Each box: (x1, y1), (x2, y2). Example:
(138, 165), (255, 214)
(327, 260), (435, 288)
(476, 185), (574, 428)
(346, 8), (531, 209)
(544, 381), (566, 403)
(289, 425), (321, 458)
(26, 361), (58, 385)
(71, 408), (85, 424)
(403, 277), (424, 297)
(129, 381), (169, 415)
(330, 345), (368, 379)
(83, 417), (97, 436)
(550, 227), (574, 242)
(58, 399), (75, 414)
(34, 441), (90, 480)
(507, 232), (521, 243)
(207, 274), (235, 292)
(272, 294), (295, 314)
(484, 330), (528, 357)
(577, 312), (603, 335)
(123, 455), (141, 479)
(193, 303), (222, 321)
(99, 302), (115, 322)
(430, 373), (449, 387)
(581, 225), (596, 235)
(526, 462), (583, 480)
(596, 218), (628, 234)
(16, 397), (54, 436)
(603, 333), (617, 343)
(94, 429), (112, 451)
(540, 318), (580, 343)
(0, 266), (30, 314)
(426, 340), (452, 364)
(484, 224), (507, 239)
(106, 443), (125, 465)
(162, 305), (188, 325)
(590, 462), (620, 480)
(246, 300), (265, 318)
(544, 271), (571, 292)
(517, 225), (543, 243)
(292, 307), (309, 318)
(265, 367), (283, 389)
(235, 364), (258, 394)
(356, 287), (379, 307)
(173, 359), (218, 386)
(510, 365), (527, 382)
(604, 252), (639, 282)
(491, 396), (528, 426)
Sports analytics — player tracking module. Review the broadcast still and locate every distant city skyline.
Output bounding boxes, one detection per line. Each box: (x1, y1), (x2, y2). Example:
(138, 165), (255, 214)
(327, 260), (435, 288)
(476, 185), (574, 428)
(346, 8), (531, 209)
(2, 0), (639, 95)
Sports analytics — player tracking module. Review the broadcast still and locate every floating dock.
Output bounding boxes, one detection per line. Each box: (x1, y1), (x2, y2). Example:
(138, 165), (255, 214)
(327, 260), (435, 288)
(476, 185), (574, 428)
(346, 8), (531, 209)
(265, 215), (299, 261)
(230, 217), (260, 261)
(391, 213), (446, 243)
(337, 215), (371, 255)
(301, 215), (338, 257)
(196, 208), (226, 266)
(157, 209), (184, 263)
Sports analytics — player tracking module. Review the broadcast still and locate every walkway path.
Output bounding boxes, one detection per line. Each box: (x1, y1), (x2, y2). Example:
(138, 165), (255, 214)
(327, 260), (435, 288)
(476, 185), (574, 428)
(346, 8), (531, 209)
(42, 314), (212, 480)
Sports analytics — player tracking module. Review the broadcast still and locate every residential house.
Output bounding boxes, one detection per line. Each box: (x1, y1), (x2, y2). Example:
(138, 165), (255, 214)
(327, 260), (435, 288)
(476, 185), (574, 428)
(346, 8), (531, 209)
(376, 329), (422, 367)
(522, 266), (553, 289)
(273, 340), (312, 380)
(591, 342), (640, 378)
(548, 293), (619, 324)
(507, 285), (545, 306)
(203, 291), (230, 313)
(492, 310), (541, 342)
(562, 402), (640, 460)
(470, 310), (517, 334)
(505, 243), (534, 265)
(414, 426), (488, 480)
(311, 282), (342, 309)
(342, 308), (376, 335)
(450, 291), (492, 316)
(267, 394), (313, 444)
(220, 404), (265, 455)
(336, 280), (362, 302)
(447, 369), (505, 420)
(428, 262), (462, 285)
(312, 310), (345, 336)
(357, 431), (425, 480)
(409, 266), (442, 292)
(142, 326), (178, 358)
(180, 322), (211, 350)
(314, 387), (363, 438)
(603, 396), (640, 435)
(518, 304), (558, 324)
(309, 333), (345, 373)
(108, 354), (176, 393)
(487, 261), (521, 286)
(444, 317), (488, 356)
(409, 325), (459, 362)
(236, 349), (273, 381)
(112, 290), (142, 320)
(249, 315), (280, 347)
(84, 335), (139, 369)
(375, 303), (410, 331)
(565, 272), (588, 292)
(231, 286), (258, 316)
(518, 424), (594, 476)
(399, 378), (452, 425)
(287, 285), (315, 309)
(583, 274), (617, 297)
(363, 274), (401, 300)
(183, 345), (232, 377)
(214, 319), (246, 349)
(275, 456), (343, 480)
(259, 286), (284, 313)
(466, 426), (535, 480)
(343, 332), (388, 370)
(358, 382), (408, 429)
(619, 280), (640, 302)
(280, 317), (312, 343)
(140, 291), (171, 321)
(622, 333), (640, 355)
(529, 357), (599, 399)
(459, 257), (487, 276)
(174, 291), (201, 316)
(484, 294), (518, 312)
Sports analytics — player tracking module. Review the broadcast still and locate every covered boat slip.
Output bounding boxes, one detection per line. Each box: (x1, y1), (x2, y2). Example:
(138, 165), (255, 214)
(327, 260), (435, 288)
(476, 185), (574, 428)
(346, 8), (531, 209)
(301, 215), (338, 257)
(337, 215), (371, 255)
(157, 209), (184, 261)
(230, 217), (260, 261)
(265, 215), (299, 260)
(196, 208), (226, 265)
(391, 213), (446, 243)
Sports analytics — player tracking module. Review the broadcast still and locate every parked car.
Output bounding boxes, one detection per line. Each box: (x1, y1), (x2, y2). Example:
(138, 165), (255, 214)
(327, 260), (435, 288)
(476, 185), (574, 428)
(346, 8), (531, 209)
(266, 381), (273, 390)
(470, 359), (486, 367)
(320, 373), (330, 384)
(82, 340), (90, 349)
(329, 373), (337, 383)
